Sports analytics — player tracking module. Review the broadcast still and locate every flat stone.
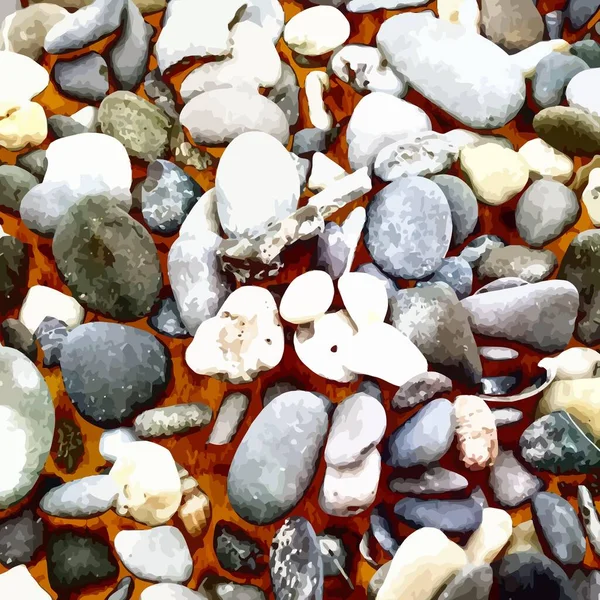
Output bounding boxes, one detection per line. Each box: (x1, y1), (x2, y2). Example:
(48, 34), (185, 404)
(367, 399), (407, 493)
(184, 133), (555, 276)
(214, 522), (265, 574)
(0, 319), (36, 362)
(389, 466), (468, 495)
(479, 346), (519, 361)
(114, 526), (193, 583)
(53, 52), (108, 102)
(518, 138), (574, 182)
(228, 391), (330, 525)
(489, 449), (543, 507)
(461, 280), (578, 351)
(480, 0), (543, 52)
(534, 106), (600, 156)
(60, 322), (169, 429)
(207, 393), (249, 446)
(454, 395), (498, 470)
(570, 40), (600, 67)
(0, 510), (43, 568)
(149, 297), (189, 338)
(533, 52), (589, 108)
(493, 408), (524, 426)
(197, 575), (266, 600)
(133, 403), (212, 439)
(395, 497), (483, 534)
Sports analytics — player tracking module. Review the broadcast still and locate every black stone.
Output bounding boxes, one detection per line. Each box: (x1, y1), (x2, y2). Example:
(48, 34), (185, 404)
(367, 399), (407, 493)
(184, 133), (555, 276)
(394, 497), (483, 534)
(16, 149), (47, 180)
(148, 296), (189, 338)
(51, 418), (85, 474)
(1, 318), (37, 361)
(214, 522), (266, 574)
(0, 236), (29, 311)
(0, 510), (43, 568)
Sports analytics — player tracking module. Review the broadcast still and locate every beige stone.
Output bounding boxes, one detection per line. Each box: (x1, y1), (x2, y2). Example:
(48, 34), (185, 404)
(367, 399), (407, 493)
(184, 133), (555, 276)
(0, 101), (46, 151)
(460, 143), (529, 205)
(455, 395), (498, 471)
(518, 138), (573, 183)
(178, 489), (211, 537)
(506, 520), (543, 555)
(583, 168), (600, 226)
(465, 508), (512, 565)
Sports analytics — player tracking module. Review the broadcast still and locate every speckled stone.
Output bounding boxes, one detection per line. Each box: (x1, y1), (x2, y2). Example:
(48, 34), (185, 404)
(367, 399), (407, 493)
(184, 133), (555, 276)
(489, 449), (543, 507)
(417, 256), (473, 299)
(532, 52), (588, 108)
(477, 246), (557, 283)
(214, 522), (265, 574)
(53, 53), (109, 102)
(0, 165), (38, 213)
(394, 497), (483, 534)
(0, 510), (44, 568)
(148, 297), (189, 338)
(133, 403), (212, 438)
(460, 235), (505, 267)
(391, 372), (453, 410)
(0, 236), (29, 310)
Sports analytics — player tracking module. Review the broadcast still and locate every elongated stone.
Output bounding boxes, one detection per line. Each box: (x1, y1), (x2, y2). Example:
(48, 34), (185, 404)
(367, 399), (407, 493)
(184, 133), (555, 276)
(489, 449), (543, 508)
(389, 466), (468, 495)
(577, 485), (600, 556)
(207, 393), (249, 446)
(133, 403), (212, 438)
(40, 475), (117, 518)
(392, 372), (453, 411)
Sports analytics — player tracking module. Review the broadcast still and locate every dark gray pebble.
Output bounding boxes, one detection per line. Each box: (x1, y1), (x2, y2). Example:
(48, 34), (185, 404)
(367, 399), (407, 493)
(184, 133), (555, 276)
(0, 318), (37, 361)
(107, 577), (134, 600)
(481, 374), (521, 396)
(532, 52), (589, 108)
(0, 165), (38, 213)
(459, 234), (505, 267)
(214, 522), (265, 574)
(570, 40), (600, 67)
(0, 510), (44, 568)
(53, 52), (109, 102)
(391, 371), (452, 410)
(16, 149), (47, 181)
(148, 297), (189, 338)
(34, 317), (68, 367)
(417, 256), (473, 299)
(0, 236), (29, 310)
(439, 564), (493, 600)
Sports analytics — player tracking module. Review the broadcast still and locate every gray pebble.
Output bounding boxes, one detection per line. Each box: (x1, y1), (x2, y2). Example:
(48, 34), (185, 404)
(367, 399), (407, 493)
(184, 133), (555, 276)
(0, 165), (38, 213)
(566, 0), (600, 29)
(477, 245), (557, 283)
(545, 10), (564, 38)
(570, 40), (600, 67)
(134, 403), (212, 439)
(481, 374), (521, 395)
(474, 277), (530, 294)
(489, 449), (543, 507)
(417, 256), (473, 299)
(207, 393), (249, 446)
(1, 318), (37, 362)
(370, 504), (400, 556)
(148, 297), (189, 338)
(533, 52), (588, 108)
(214, 522), (265, 574)
(479, 346), (519, 361)
(16, 149), (47, 180)
(34, 316), (68, 367)
(267, 62), (300, 126)
(492, 408), (524, 426)
(262, 380), (299, 407)
(460, 234), (505, 267)
(107, 577), (134, 600)
(144, 68), (178, 121)
(53, 52), (109, 101)
(438, 564), (493, 600)
(0, 510), (44, 568)
(47, 114), (88, 138)
(317, 534), (347, 577)
(357, 377), (382, 402)
(392, 371), (452, 410)
(389, 466), (468, 495)
(293, 127), (333, 155)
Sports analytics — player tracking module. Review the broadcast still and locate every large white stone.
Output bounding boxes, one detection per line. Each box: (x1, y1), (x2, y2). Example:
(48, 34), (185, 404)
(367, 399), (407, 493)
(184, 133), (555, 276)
(346, 92), (431, 170)
(0, 100), (47, 151)
(241, 0), (284, 43)
(338, 271), (388, 330)
(464, 507), (512, 565)
(0, 566), (51, 600)
(284, 6), (350, 56)
(19, 285), (84, 334)
(215, 131), (299, 238)
(518, 138), (573, 183)
(511, 39), (570, 77)
(377, 12), (525, 129)
(543, 347), (600, 380)
(0, 50), (49, 102)
(280, 270), (334, 324)
(566, 68), (600, 118)
(437, 0), (480, 31)
(99, 427), (139, 462)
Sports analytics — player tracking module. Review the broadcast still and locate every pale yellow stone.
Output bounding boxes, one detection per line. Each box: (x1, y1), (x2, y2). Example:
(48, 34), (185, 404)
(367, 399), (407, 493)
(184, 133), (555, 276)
(537, 378), (600, 438)
(583, 168), (600, 226)
(464, 508), (512, 565)
(0, 101), (46, 151)
(543, 347), (600, 380)
(518, 138), (574, 183)
(178, 489), (211, 537)
(506, 520), (543, 555)
(460, 143), (529, 205)
(30, 0), (165, 11)
(437, 0), (480, 32)
(512, 40), (571, 77)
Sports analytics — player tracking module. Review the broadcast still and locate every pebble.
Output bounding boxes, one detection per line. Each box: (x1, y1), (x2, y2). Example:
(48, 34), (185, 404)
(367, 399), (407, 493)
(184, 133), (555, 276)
(198, 575), (266, 600)
(512, 39), (571, 77)
(480, 0), (543, 52)
(0, 510), (43, 568)
(339, 271), (388, 329)
(47, 114), (88, 138)
(0, 565), (51, 600)
(47, 531), (118, 592)
(228, 391), (330, 525)
(507, 521), (544, 555)
(369, 504), (399, 556)
(572, 569), (600, 600)
(0, 50), (49, 101)
(461, 280), (579, 351)
(0, 347), (54, 509)
(0, 235), (28, 310)
(133, 403), (212, 439)
(107, 578), (134, 600)
(460, 143), (529, 205)
(207, 393), (249, 446)
(376, 528), (467, 600)
(374, 132), (458, 181)
(318, 534), (348, 577)
(365, 176), (451, 279)
(19, 285), (84, 336)
(1, 318), (37, 361)
(438, 564), (493, 600)
(186, 286), (284, 383)
(40, 474), (117, 518)
(418, 257), (473, 300)
(532, 492), (586, 565)
(110, 441), (182, 526)
(53, 53), (109, 102)
(460, 234), (505, 267)
(477, 246), (557, 283)
(387, 398), (455, 468)
(214, 522), (264, 574)
(149, 297), (188, 338)
(518, 138), (574, 182)
(455, 395), (498, 470)
(60, 322), (169, 428)
(99, 91), (170, 162)
(489, 449), (543, 507)
(532, 52), (588, 108)
(545, 10), (564, 38)
(180, 89), (289, 146)
(481, 375), (520, 396)
(141, 584), (204, 600)
(465, 508), (512, 565)
(583, 168), (600, 225)
(115, 527), (193, 583)
(567, 68), (600, 120)
(0, 100), (47, 151)
(179, 489), (211, 538)
(493, 408), (524, 426)
(267, 62), (300, 126)
(44, 0), (125, 54)
(99, 427), (138, 462)
(547, 346), (600, 379)
(53, 197), (162, 320)
(438, 0), (480, 30)
(292, 127), (330, 156)
(346, 92), (431, 170)
(558, 230), (600, 344)
(391, 283), (482, 384)
(52, 418), (84, 474)
(389, 466), (468, 495)
(533, 106), (600, 156)
(479, 346), (519, 361)
(570, 40), (600, 67)
(241, 0), (284, 43)
(392, 372), (453, 411)
(284, 6), (349, 56)
(566, 0), (600, 29)
(0, 165), (37, 213)
(377, 12), (525, 128)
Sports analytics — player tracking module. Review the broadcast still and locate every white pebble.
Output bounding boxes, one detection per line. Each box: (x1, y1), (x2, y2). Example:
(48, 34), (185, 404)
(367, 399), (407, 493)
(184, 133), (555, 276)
(518, 138), (573, 183)
(479, 346), (519, 361)
(0, 50), (49, 102)
(307, 166), (372, 212)
(305, 70), (332, 131)
(19, 285), (85, 334)
(99, 428), (139, 463)
(0, 100), (46, 151)
(338, 271), (388, 330)
(566, 68), (600, 118)
(284, 6), (350, 56)
(307, 152), (347, 192)
(0, 566), (51, 600)
(544, 347), (600, 380)
(280, 270), (334, 325)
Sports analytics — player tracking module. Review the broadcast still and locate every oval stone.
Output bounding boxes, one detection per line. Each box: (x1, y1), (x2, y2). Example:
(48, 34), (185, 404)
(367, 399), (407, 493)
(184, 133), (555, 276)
(228, 391), (330, 524)
(394, 497), (483, 534)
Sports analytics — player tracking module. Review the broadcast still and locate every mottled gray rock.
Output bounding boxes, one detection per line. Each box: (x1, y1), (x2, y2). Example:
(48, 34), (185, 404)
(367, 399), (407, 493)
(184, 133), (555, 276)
(532, 52), (588, 108)
(461, 280), (578, 351)
(53, 53), (109, 101)
(418, 257), (473, 299)
(394, 496), (483, 534)
(481, 374), (521, 395)
(389, 466), (468, 495)
(267, 62), (300, 126)
(0, 510), (43, 568)
(558, 230), (600, 344)
(489, 449), (543, 507)
(228, 391), (330, 524)
(431, 175), (478, 247)
(516, 180), (579, 247)
(197, 575), (266, 600)
(0, 165), (38, 213)
(148, 297), (189, 338)
(317, 534), (348, 577)
(34, 317), (68, 367)
(392, 371), (452, 410)
(16, 150), (47, 180)
(577, 486), (600, 557)
(570, 40), (600, 67)
(566, 0), (600, 29)
(1, 318), (37, 362)
(47, 114), (88, 138)
(114, 527), (193, 583)
(460, 235), (505, 267)
(355, 262), (398, 299)
(477, 246), (557, 283)
(53, 196), (162, 320)
(370, 504), (400, 556)
(479, 346), (519, 360)
(60, 322), (169, 429)
(387, 399), (455, 468)
(493, 408), (524, 426)
(144, 68), (178, 120)
(293, 128), (330, 155)
(262, 380), (299, 407)
(214, 522), (265, 574)
(107, 577), (134, 600)
(532, 492), (586, 565)
(0, 236), (29, 310)
(438, 564), (493, 600)
(0, 347), (54, 509)
(40, 474), (117, 518)
(545, 10), (564, 38)
(133, 403), (212, 438)
(270, 517), (323, 600)
(357, 378), (382, 402)
(390, 283), (482, 383)
(207, 393), (249, 446)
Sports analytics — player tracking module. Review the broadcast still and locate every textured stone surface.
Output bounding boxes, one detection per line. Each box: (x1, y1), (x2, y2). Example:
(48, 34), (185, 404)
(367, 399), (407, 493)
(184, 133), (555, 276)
(207, 393), (249, 446)
(392, 371), (452, 411)
(477, 246), (557, 283)
(40, 475), (117, 518)
(0, 236), (29, 310)
(0, 318), (36, 361)
(460, 234), (505, 267)
(534, 106), (600, 156)
(53, 53), (109, 102)
(418, 257), (473, 299)
(394, 497), (483, 533)
(214, 522), (265, 574)
(148, 297), (189, 338)
(532, 52), (588, 108)
(133, 403), (212, 438)
(570, 40), (600, 67)
(489, 449), (543, 507)
(0, 510), (43, 568)
(438, 564), (493, 600)
(480, 0), (543, 52)
(389, 466), (468, 495)
(0, 165), (38, 213)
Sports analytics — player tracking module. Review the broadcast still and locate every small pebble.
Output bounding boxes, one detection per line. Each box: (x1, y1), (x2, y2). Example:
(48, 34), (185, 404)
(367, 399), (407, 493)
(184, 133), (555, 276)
(389, 466), (468, 495)
(148, 297), (189, 338)
(0, 165), (38, 213)
(133, 403), (212, 439)
(518, 138), (574, 182)
(479, 346), (519, 361)
(489, 449), (543, 507)
(53, 52), (109, 102)
(34, 317), (68, 367)
(107, 577), (134, 600)
(280, 270), (334, 325)
(0, 510), (44, 568)
(532, 51), (588, 108)
(493, 408), (524, 426)
(1, 318), (37, 361)
(214, 522), (265, 574)
(207, 393), (249, 446)
(284, 6), (350, 56)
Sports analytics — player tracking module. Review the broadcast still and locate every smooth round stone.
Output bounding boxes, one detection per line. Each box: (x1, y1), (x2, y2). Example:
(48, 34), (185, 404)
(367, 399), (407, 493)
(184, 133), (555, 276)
(115, 527), (193, 583)
(418, 257), (473, 299)
(567, 0), (600, 31)
(389, 466), (468, 495)
(0, 100), (47, 151)
(477, 245), (557, 283)
(395, 497), (483, 534)
(53, 52), (109, 102)
(0, 50), (49, 101)
(431, 174), (478, 247)
(438, 564), (493, 600)
(60, 322), (169, 429)
(0, 510), (44, 568)
(346, 92), (431, 170)
(493, 553), (577, 599)
(465, 508), (512, 566)
(0, 347), (54, 509)
(546, 347), (600, 380)
(53, 197), (162, 320)
(40, 475), (117, 518)
(520, 411), (600, 473)
(583, 168), (600, 225)
(0, 566), (51, 600)
(377, 528), (467, 600)
(0, 165), (37, 213)
(228, 391), (330, 525)
(0, 235), (29, 309)
(387, 398), (455, 468)
(216, 132), (299, 238)
(460, 143), (529, 205)
(325, 392), (386, 468)
(338, 271), (388, 329)
(489, 449), (543, 508)
(365, 176), (451, 279)
(99, 427), (138, 463)
(284, 6), (349, 56)
(377, 12), (525, 128)
(280, 271), (334, 325)
(532, 52), (588, 108)
(570, 40), (600, 67)
(533, 106), (600, 156)
(518, 138), (574, 182)
(566, 68), (600, 118)
(180, 89), (289, 146)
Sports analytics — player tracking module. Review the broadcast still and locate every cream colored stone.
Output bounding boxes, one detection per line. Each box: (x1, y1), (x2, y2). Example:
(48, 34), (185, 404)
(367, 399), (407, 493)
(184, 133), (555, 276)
(455, 395), (498, 471)
(0, 566), (51, 600)
(543, 347), (600, 380)
(0, 50), (49, 101)
(512, 39), (571, 77)
(280, 270), (334, 324)
(308, 152), (347, 192)
(306, 70), (332, 131)
(460, 143), (529, 205)
(284, 6), (350, 56)
(377, 528), (468, 600)
(583, 168), (600, 226)
(19, 285), (85, 334)
(464, 508), (512, 565)
(518, 138), (573, 183)
(0, 100), (46, 151)
(338, 271), (388, 330)
(178, 489), (211, 537)
(437, 0), (480, 32)
(506, 520), (543, 555)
